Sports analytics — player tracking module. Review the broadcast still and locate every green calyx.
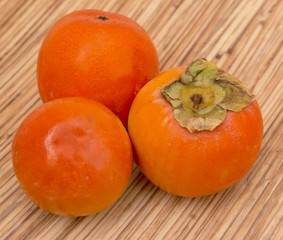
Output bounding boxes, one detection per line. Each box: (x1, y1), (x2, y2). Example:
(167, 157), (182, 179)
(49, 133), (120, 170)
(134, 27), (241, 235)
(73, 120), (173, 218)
(161, 58), (255, 133)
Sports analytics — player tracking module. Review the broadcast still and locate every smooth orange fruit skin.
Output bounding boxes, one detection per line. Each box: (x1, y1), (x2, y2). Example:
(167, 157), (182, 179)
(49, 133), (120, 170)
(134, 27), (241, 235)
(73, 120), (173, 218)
(128, 66), (263, 197)
(37, 10), (159, 126)
(12, 98), (133, 216)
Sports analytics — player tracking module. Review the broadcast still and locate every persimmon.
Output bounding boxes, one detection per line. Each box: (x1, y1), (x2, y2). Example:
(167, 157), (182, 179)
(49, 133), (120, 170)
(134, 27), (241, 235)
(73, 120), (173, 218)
(12, 97), (133, 216)
(128, 58), (263, 197)
(37, 10), (159, 126)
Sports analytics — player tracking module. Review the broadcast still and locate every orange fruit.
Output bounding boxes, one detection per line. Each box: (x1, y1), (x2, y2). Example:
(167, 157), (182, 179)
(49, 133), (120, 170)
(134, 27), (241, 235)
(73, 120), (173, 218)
(12, 97), (133, 216)
(128, 59), (263, 197)
(37, 10), (159, 126)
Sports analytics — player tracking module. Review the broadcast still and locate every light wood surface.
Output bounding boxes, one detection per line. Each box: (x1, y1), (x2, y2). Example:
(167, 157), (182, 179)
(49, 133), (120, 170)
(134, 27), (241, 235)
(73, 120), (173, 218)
(0, 0), (282, 239)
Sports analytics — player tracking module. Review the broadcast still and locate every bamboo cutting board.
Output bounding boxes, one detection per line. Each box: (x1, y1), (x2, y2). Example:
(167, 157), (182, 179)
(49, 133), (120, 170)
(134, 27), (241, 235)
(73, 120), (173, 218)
(0, 0), (282, 239)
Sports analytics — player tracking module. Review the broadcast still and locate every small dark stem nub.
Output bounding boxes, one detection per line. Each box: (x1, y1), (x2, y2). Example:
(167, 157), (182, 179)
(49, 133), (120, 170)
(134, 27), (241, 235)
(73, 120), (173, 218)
(96, 16), (109, 21)
(192, 94), (202, 110)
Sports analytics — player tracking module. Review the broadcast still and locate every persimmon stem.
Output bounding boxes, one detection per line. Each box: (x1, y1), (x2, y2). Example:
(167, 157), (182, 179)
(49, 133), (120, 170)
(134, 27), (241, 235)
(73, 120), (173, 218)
(161, 58), (255, 132)
(96, 16), (109, 21)
(192, 94), (202, 110)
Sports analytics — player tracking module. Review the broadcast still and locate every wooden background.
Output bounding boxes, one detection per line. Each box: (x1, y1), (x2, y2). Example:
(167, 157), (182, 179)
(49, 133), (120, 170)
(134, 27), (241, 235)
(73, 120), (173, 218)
(0, 0), (282, 239)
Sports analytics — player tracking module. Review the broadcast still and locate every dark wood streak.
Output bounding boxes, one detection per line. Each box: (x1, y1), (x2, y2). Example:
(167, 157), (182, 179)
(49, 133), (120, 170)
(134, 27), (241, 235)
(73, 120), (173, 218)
(138, 195), (180, 239)
(29, 213), (60, 239)
(0, 75), (37, 115)
(114, 0), (129, 13)
(0, 145), (14, 162)
(0, 170), (14, 188)
(220, 143), (282, 239)
(248, 38), (283, 93)
(179, 194), (219, 239)
(115, 187), (161, 240)
(177, 0), (231, 66)
(0, 94), (41, 133)
(0, 1), (30, 33)
(0, 92), (22, 115)
(159, 0), (216, 69)
(0, 1), (63, 76)
(246, 163), (282, 239)
(146, 0), (184, 37)
(4, 206), (39, 240)
(226, 0), (279, 70)
(1, 200), (36, 238)
(18, 212), (55, 240)
(0, 182), (20, 205)
(124, 192), (174, 240)
(262, 105), (282, 140)
(0, 187), (21, 221)
(55, 216), (87, 240)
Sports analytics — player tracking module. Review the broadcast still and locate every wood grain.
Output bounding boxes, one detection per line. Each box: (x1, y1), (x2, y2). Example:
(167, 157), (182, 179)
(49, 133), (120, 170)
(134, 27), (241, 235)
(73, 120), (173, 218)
(0, 0), (282, 239)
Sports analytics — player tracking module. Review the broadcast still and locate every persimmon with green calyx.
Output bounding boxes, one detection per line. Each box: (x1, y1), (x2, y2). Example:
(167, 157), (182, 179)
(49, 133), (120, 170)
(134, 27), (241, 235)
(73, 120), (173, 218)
(128, 58), (263, 197)
(12, 97), (133, 216)
(37, 10), (159, 126)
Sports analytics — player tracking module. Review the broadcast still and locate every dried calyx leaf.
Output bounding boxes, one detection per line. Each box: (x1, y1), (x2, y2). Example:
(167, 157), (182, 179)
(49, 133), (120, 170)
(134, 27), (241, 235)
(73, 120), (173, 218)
(161, 58), (255, 133)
